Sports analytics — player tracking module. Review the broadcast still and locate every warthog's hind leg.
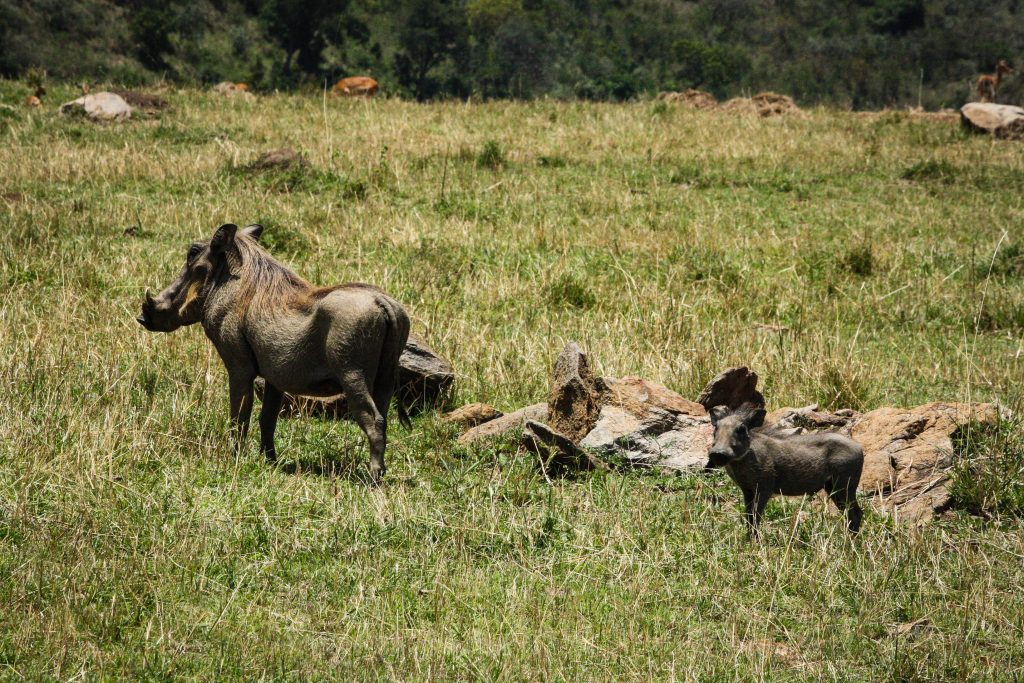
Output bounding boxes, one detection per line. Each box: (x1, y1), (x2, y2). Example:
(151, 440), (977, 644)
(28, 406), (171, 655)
(341, 373), (387, 485)
(259, 381), (284, 463)
(827, 479), (862, 534)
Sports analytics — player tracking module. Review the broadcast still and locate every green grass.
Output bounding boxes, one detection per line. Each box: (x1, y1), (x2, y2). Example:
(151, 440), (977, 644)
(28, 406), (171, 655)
(1, 86), (1023, 680)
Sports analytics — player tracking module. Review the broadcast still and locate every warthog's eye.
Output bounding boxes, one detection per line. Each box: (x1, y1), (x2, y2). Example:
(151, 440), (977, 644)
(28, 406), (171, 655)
(187, 244), (202, 262)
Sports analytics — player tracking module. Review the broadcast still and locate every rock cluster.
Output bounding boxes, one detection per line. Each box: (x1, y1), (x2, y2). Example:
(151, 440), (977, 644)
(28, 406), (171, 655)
(449, 341), (1003, 524)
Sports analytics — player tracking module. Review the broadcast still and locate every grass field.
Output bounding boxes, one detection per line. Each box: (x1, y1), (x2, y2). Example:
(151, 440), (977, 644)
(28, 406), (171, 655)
(1, 84), (1024, 680)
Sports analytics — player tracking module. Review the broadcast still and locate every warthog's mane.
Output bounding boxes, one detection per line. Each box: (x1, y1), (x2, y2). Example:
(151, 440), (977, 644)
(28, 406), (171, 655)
(232, 234), (383, 313)
(233, 234), (312, 311)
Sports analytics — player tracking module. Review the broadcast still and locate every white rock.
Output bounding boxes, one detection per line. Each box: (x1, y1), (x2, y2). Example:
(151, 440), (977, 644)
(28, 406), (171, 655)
(59, 92), (133, 121)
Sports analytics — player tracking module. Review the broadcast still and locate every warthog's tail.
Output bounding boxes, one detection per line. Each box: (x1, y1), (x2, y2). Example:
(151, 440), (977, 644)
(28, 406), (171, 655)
(374, 295), (412, 430)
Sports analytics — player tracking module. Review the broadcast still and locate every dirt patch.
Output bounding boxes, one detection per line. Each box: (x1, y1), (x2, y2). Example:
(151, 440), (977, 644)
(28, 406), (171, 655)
(657, 89), (718, 110)
(1, 191), (24, 203)
(109, 89), (169, 114)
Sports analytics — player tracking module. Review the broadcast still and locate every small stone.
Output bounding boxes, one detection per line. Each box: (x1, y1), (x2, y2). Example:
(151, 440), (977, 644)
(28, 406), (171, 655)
(522, 420), (604, 475)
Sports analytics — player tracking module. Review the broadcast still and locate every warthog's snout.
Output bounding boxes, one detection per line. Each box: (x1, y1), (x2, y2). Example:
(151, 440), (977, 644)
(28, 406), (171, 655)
(137, 288), (168, 332)
(706, 449), (731, 469)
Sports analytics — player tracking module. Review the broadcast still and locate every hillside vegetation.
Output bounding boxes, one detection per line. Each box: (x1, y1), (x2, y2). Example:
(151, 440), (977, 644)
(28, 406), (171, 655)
(3, 0), (1024, 107)
(1, 87), (1023, 679)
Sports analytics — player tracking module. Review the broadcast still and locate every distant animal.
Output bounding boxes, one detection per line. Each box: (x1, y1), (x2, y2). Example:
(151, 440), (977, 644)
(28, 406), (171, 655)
(234, 83), (249, 91)
(332, 76), (379, 97)
(137, 223), (411, 483)
(976, 60), (1013, 102)
(706, 404), (864, 536)
(24, 83), (44, 107)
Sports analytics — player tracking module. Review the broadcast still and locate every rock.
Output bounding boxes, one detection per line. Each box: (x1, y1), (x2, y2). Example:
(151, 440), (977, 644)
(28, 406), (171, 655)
(602, 376), (705, 418)
(522, 421), (604, 475)
(696, 366), (765, 411)
(458, 403), (548, 445)
(960, 103), (1024, 140)
(850, 402), (1000, 523)
(766, 404), (858, 433)
(443, 403), (502, 428)
(247, 148), (306, 171)
(546, 342), (605, 442)
(59, 92), (132, 121)
(397, 332), (455, 413)
(579, 405), (713, 473)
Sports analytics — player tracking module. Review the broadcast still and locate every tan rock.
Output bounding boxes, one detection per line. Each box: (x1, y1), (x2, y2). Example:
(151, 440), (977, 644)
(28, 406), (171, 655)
(696, 366), (764, 411)
(546, 342), (604, 442)
(443, 403), (502, 428)
(602, 376), (705, 418)
(458, 403), (548, 445)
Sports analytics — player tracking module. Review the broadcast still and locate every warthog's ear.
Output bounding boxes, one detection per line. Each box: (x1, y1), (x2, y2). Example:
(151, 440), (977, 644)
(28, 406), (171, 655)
(745, 408), (766, 429)
(210, 223), (238, 254)
(709, 405), (729, 426)
(242, 224), (264, 242)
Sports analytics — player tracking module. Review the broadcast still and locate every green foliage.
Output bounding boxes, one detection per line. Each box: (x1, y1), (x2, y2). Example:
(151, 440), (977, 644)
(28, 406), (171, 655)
(546, 272), (596, 309)
(950, 419), (1024, 518)
(840, 244), (874, 277)
(4, 0), (1024, 106)
(476, 139), (506, 169)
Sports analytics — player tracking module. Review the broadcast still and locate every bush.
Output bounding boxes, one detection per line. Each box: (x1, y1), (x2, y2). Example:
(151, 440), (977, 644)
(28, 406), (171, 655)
(546, 273), (596, 310)
(949, 419), (1024, 518)
(477, 140), (506, 169)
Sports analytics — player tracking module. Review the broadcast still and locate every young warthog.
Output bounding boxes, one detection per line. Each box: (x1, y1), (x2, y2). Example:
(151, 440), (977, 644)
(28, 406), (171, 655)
(706, 405), (864, 535)
(137, 223), (410, 483)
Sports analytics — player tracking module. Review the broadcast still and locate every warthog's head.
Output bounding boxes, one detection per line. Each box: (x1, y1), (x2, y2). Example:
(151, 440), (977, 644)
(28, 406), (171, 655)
(706, 404), (766, 469)
(137, 223), (262, 332)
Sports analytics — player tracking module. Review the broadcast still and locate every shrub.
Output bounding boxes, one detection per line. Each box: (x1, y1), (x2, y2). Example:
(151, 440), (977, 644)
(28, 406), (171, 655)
(949, 419), (1024, 518)
(477, 139), (506, 169)
(546, 273), (596, 309)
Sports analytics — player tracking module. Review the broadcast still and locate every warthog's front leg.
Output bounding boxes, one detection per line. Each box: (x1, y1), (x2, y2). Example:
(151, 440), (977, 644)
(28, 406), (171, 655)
(228, 374), (255, 456)
(259, 382), (284, 463)
(742, 488), (768, 538)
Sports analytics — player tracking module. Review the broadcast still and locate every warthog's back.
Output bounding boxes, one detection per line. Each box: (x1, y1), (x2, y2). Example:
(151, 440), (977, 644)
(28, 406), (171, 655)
(753, 431), (864, 496)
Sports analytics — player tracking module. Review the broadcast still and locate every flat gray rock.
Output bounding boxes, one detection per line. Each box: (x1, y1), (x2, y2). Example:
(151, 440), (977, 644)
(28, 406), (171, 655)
(580, 405), (713, 473)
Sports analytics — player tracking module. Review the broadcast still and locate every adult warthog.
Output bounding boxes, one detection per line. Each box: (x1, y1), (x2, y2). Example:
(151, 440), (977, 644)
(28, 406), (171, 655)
(137, 223), (410, 483)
